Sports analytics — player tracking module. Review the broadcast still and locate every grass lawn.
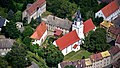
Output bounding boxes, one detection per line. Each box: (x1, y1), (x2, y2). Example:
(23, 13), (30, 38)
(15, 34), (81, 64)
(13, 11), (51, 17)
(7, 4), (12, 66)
(42, 35), (56, 46)
(27, 51), (48, 68)
(41, 11), (52, 18)
(64, 50), (93, 61)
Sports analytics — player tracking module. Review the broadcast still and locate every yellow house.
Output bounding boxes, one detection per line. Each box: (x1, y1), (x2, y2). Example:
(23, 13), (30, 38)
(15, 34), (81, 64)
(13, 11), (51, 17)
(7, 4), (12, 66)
(100, 20), (113, 31)
(85, 58), (93, 68)
(101, 51), (111, 67)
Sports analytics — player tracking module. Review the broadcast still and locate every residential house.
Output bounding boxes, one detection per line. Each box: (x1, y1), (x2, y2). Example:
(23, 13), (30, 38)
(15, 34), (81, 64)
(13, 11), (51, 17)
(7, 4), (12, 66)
(30, 21), (47, 46)
(90, 53), (103, 68)
(60, 50), (113, 68)
(53, 10), (95, 56)
(53, 30), (80, 56)
(85, 58), (93, 68)
(109, 45), (120, 63)
(115, 35), (120, 48)
(111, 59), (120, 68)
(44, 15), (72, 35)
(0, 16), (9, 31)
(60, 59), (86, 68)
(112, 15), (120, 28)
(0, 36), (14, 56)
(22, 0), (46, 23)
(108, 26), (120, 39)
(101, 51), (111, 68)
(100, 20), (113, 32)
(95, 1), (120, 22)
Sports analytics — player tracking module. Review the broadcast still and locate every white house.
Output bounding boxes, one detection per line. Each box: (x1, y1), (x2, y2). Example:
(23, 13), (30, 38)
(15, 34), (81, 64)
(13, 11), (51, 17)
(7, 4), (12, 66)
(22, 0), (46, 23)
(95, 1), (120, 22)
(90, 53), (103, 68)
(53, 10), (95, 56)
(0, 16), (9, 31)
(30, 21), (47, 46)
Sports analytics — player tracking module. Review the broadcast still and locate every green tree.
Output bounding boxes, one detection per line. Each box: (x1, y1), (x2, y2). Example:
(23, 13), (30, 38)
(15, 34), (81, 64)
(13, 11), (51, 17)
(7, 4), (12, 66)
(13, 11), (22, 22)
(23, 36), (32, 46)
(30, 18), (41, 29)
(64, 65), (76, 68)
(69, 0), (107, 22)
(43, 44), (64, 67)
(22, 17), (28, 26)
(0, 56), (8, 68)
(47, 0), (77, 19)
(22, 26), (33, 37)
(0, 7), (8, 18)
(5, 43), (31, 68)
(7, 10), (14, 20)
(1, 21), (21, 39)
(84, 28), (111, 53)
(94, 17), (103, 26)
(85, 10), (94, 20)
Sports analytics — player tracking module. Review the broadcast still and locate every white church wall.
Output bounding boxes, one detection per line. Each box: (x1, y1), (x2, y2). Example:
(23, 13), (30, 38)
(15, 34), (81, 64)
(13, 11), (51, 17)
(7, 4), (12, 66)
(32, 30), (47, 46)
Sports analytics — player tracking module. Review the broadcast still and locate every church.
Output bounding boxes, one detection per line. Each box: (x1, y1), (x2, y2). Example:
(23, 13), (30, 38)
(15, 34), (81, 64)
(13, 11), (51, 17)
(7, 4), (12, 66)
(53, 10), (95, 55)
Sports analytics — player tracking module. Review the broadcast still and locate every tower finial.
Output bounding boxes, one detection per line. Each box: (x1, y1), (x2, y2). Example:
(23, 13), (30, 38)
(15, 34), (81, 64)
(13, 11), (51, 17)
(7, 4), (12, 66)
(74, 9), (82, 25)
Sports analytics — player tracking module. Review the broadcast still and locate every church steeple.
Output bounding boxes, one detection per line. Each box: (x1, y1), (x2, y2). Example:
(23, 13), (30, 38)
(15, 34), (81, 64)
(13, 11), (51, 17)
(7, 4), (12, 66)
(72, 10), (84, 44)
(75, 10), (82, 21)
(74, 10), (83, 26)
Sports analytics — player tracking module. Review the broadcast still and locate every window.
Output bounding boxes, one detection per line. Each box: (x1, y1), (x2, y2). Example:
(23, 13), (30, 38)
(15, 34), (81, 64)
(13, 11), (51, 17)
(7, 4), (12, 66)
(41, 38), (43, 43)
(66, 47), (67, 53)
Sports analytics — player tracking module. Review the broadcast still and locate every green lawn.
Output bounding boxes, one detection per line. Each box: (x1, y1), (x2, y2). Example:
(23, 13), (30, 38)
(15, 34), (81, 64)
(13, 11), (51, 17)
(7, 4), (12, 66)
(27, 51), (48, 68)
(64, 50), (93, 61)
(42, 35), (56, 45)
(41, 11), (52, 18)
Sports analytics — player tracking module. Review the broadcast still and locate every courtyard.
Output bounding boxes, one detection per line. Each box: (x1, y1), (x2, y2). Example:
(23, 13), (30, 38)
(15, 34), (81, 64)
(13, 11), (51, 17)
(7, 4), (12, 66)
(64, 49), (93, 61)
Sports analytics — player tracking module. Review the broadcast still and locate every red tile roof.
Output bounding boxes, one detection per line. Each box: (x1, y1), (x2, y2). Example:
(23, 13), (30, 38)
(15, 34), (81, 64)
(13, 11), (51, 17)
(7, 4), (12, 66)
(108, 26), (120, 37)
(109, 45), (120, 55)
(54, 29), (63, 36)
(73, 44), (78, 49)
(55, 30), (80, 50)
(116, 35), (120, 44)
(101, 1), (119, 17)
(30, 21), (47, 40)
(26, 0), (46, 15)
(90, 53), (103, 61)
(83, 18), (95, 34)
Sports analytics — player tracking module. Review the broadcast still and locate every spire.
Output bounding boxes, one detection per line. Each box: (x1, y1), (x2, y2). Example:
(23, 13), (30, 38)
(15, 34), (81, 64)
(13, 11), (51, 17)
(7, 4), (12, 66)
(74, 10), (82, 25)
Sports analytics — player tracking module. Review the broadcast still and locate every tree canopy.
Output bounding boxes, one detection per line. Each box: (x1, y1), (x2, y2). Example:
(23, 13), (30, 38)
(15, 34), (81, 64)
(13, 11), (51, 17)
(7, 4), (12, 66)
(22, 26), (33, 37)
(47, 0), (77, 19)
(30, 17), (41, 29)
(13, 11), (22, 22)
(1, 21), (21, 39)
(42, 44), (64, 67)
(5, 43), (31, 68)
(83, 28), (111, 53)
(0, 56), (8, 68)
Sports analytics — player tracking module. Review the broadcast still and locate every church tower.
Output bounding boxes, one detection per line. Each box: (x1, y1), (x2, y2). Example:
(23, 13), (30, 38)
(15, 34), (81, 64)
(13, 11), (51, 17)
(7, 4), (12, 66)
(72, 10), (84, 41)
